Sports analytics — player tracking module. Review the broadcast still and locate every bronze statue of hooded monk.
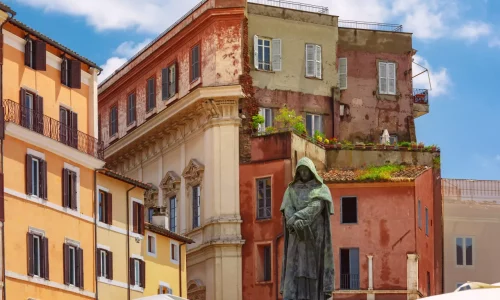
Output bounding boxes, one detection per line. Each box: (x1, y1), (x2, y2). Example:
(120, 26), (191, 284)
(280, 157), (335, 300)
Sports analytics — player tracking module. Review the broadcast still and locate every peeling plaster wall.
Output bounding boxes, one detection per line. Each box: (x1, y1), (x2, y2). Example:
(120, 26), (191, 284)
(337, 28), (414, 143)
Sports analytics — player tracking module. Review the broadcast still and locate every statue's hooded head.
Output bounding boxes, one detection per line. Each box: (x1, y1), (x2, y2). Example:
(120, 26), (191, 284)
(294, 157), (323, 184)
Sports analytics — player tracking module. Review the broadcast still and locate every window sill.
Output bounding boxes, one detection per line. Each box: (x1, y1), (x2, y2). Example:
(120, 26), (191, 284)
(254, 68), (275, 73)
(131, 284), (144, 292)
(108, 134), (118, 144)
(189, 77), (202, 90)
(145, 107), (157, 120)
(256, 280), (273, 285)
(126, 121), (137, 132)
(164, 93), (179, 106)
(147, 251), (157, 258)
(305, 76), (322, 80)
(256, 217), (272, 223)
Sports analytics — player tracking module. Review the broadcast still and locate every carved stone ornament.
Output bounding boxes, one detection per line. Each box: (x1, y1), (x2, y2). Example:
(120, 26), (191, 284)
(160, 171), (181, 200)
(187, 279), (206, 300)
(182, 158), (205, 186)
(144, 183), (158, 208)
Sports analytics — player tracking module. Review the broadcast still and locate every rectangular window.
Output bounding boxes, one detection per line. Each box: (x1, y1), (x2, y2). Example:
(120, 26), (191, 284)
(306, 113), (323, 137)
(305, 43), (322, 79)
(162, 64), (177, 100)
(253, 36), (282, 72)
(69, 246), (76, 285)
(257, 37), (271, 71)
(25, 39), (34, 69)
(25, 39), (46, 70)
(109, 105), (118, 136)
(427, 271), (431, 295)
(133, 201), (145, 234)
(134, 259), (140, 286)
(341, 197), (357, 224)
(100, 250), (107, 278)
(340, 248), (360, 290)
(61, 58), (81, 89)
(159, 285), (173, 294)
(258, 108), (273, 132)
(129, 258), (144, 287)
(20, 89), (44, 134)
(26, 154), (47, 199)
(171, 242), (179, 264)
(169, 196), (177, 232)
(59, 106), (78, 148)
(339, 57), (347, 89)
(27, 231), (48, 279)
(425, 207), (429, 236)
(191, 45), (200, 82)
(378, 61), (396, 95)
(62, 168), (78, 210)
(418, 200), (421, 229)
(148, 207), (154, 223)
(64, 243), (83, 288)
(256, 244), (272, 282)
(98, 190), (112, 224)
(192, 185), (201, 228)
(263, 245), (271, 281)
(256, 177), (271, 220)
(99, 191), (106, 222)
(127, 93), (136, 125)
(23, 91), (34, 130)
(147, 77), (156, 112)
(147, 234), (156, 256)
(456, 237), (473, 266)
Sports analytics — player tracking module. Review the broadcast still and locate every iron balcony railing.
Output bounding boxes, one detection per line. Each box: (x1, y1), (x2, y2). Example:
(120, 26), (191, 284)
(413, 88), (429, 104)
(3, 99), (104, 160)
(339, 20), (403, 32)
(340, 274), (360, 290)
(248, 0), (329, 14)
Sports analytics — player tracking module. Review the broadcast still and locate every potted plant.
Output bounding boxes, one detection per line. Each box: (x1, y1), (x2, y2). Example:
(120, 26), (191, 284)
(399, 141), (410, 151)
(251, 114), (264, 134)
(385, 142), (394, 150)
(365, 142), (374, 150)
(418, 142), (425, 150)
(354, 142), (365, 150)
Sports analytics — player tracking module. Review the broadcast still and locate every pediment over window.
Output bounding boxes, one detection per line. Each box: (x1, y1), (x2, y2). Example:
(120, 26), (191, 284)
(160, 171), (181, 196)
(144, 183), (158, 208)
(182, 159), (205, 185)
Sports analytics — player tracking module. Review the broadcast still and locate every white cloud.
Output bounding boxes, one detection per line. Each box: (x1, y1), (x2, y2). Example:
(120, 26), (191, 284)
(412, 55), (451, 98)
(15, 0), (201, 33)
(98, 39), (151, 84)
(454, 21), (491, 41)
(488, 37), (500, 48)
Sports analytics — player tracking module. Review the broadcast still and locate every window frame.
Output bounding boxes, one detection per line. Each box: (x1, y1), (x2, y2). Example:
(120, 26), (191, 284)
(159, 283), (173, 294)
(27, 227), (48, 279)
(257, 37), (272, 71)
(305, 43), (322, 79)
(134, 259), (141, 286)
(98, 190), (106, 223)
(170, 240), (180, 265)
(256, 177), (272, 220)
(169, 196), (177, 232)
(418, 200), (421, 229)
(100, 249), (107, 278)
(68, 245), (77, 286)
(162, 62), (177, 100)
(305, 113), (323, 137)
(339, 57), (347, 89)
(109, 104), (118, 137)
(378, 61), (396, 95)
(146, 232), (157, 257)
(455, 236), (474, 267)
(26, 152), (47, 199)
(339, 247), (360, 290)
(127, 92), (136, 126)
(340, 196), (358, 224)
(192, 185), (201, 229)
(31, 157), (40, 197)
(258, 107), (273, 132)
(146, 77), (156, 112)
(131, 198), (145, 235)
(425, 207), (429, 236)
(190, 44), (201, 82)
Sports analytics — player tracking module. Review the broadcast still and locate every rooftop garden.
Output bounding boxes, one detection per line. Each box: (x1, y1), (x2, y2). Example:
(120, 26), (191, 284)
(320, 164), (430, 183)
(251, 107), (440, 153)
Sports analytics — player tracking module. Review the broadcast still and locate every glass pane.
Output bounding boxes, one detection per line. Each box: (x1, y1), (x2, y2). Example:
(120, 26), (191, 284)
(33, 236), (40, 275)
(306, 115), (312, 136)
(465, 238), (473, 265)
(456, 238), (463, 265)
(264, 47), (270, 64)
(135, 260), (140, 285)
(314, 115), (321, 133)
(70, 247), (75, 284)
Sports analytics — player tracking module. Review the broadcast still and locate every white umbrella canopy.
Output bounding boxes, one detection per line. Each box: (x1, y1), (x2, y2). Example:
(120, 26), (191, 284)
(135, 295), (188, 300)
(423, 288), (500, 299)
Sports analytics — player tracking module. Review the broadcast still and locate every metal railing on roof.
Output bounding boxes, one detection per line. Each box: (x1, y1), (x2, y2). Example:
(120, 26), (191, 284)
(339, 20), (403, 32)
(248, 0), (329, 14)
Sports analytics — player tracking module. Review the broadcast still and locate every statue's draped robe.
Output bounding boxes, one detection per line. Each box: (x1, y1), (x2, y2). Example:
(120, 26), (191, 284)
(280, 157), (335, 300)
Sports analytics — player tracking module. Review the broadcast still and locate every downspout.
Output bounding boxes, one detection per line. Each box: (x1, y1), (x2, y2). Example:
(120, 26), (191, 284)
(274, 232), (283, 300)
(94, 169), (105, 300)
(331, 87), (335, 138)
(1, 10), (17, 300)
(126, 185), (137, 300)
(179, 242), (186, 297)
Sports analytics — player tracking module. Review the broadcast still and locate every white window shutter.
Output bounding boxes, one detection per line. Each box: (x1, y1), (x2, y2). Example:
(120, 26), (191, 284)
(271, 38), (282, 72)
(379, 62), (387, 94)
(253, 35), (259, 70)
(339, 58), (347, 90)
(305, 44), (315, 77)
(315, 45), (322, 79)
(388, 63), (396, 94)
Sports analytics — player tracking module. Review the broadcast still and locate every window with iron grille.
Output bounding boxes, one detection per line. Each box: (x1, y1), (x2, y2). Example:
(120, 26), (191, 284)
(256, 177), (271, 219)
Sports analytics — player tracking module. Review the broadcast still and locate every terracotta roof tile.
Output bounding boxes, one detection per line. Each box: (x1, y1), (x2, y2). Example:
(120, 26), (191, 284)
(321, 165), (430, 183)
(145, 223), (195, 244)
(97, 168), (152, 190)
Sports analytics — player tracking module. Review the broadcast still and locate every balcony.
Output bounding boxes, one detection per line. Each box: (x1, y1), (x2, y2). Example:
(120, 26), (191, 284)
(340, 273), (360, 290)
(248, 0), (329, 14)
(3, 99), (104, 160)
(339, 20), (403, 32)
(412, 88), (430, 118)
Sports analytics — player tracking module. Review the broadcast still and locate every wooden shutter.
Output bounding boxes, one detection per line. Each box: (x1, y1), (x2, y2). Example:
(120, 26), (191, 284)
(43, 236), (49, 279)
(61, 58), (67, 85)
(106, 192), (112, 225)
(107, 250), (113, 280)
(78, 247), (84, 289)
(0, 173), (4, 222)
(24, 39), (31, 66)
(63, 243), (70, 284)
(40, 160), (47, 200)
(162, 68), (169, 100)
(63, 169), (69, 207)
(35, 95), (44, 134)
(96, 249), (101, 277)
(70, 111), (78, 149)
(20, 88), (27, 128)
(34, 40), (46, 71)
(339, 58), (347, 90)
(271, 38), (282, 72)
(132, 202), (138, 233)
(253, 35), (259, 69)
(139, 204), (145, 235)
(315, 45), (322, 79)
(59, 107), (67, 144)
(174, 62), (178, 95)
(305, 44), (315, 77)
(379, 62), (387, 94)
(27, 233), (34, 276)
(388, 62), (396, 95)
(70, 171), (77, 210)
(129, 258), (135, 284)
(26, 154), (33, 195)
(0, 102), (5, 141)
(69, 60), (81, 89)
(140, 260), (145, 288)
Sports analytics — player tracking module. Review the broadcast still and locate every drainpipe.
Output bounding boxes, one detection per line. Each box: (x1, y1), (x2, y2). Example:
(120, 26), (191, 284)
(274, 232), (283, 300)
(94, 169), (106, 300)
(179, 242), (186, 297)
(126, 185), (137, 300)
(331, 87), (336, 139)
(1, 10), (17, 300)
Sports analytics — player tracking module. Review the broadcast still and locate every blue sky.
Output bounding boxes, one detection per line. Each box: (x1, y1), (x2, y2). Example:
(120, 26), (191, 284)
(3, 0), (499, 180)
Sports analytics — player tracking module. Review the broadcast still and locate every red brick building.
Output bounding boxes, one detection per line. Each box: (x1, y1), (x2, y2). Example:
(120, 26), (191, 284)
(239, 131), (442, 300)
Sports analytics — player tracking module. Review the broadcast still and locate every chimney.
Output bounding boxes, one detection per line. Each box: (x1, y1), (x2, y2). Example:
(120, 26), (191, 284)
(152, 207), (169, 230)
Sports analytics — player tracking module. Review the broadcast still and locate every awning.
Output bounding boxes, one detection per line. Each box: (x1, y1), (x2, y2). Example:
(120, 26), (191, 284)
(423, 288), (500, 299)
(135, 295), (189, 300)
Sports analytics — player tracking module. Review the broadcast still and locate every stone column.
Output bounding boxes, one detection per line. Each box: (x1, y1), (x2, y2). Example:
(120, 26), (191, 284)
(407, 253), (419, 300)
(367, 255), (374, 290)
